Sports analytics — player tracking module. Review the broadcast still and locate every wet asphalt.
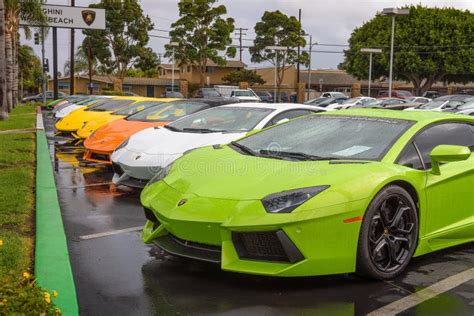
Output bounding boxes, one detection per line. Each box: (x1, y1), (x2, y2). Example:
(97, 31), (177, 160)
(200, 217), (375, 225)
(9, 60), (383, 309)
(43, 112), (474, 316)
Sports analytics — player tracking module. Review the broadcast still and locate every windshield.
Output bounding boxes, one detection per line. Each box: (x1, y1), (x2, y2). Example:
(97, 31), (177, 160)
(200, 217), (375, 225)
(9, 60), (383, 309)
(87, 99), (135, 112)
(202, 89), (221, 97)
(127, 101), (207, 122)
(397, 91), (412, 96)
(113, 101), (160, 116)
(233, 91), (252, 97)
(456, 101), (474, 111)
(235, 115), (414, 161)
(168, 107), (274, 133)
(355, 99), (384, 108)
(419, 100), (446, 109)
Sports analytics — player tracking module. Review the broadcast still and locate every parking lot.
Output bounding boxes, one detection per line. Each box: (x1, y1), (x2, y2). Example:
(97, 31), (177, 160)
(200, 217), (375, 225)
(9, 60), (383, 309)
(41, 111), (474, 315)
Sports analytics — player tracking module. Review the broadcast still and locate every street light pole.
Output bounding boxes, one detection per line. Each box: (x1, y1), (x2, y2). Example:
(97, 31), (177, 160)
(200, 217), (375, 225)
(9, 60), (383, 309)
(388, 15), (395, 98)
(360, 48), (382, 97)
(170, 42), (179, 93)
(381, 7), (410, 97)
(265, 46), (288, 103)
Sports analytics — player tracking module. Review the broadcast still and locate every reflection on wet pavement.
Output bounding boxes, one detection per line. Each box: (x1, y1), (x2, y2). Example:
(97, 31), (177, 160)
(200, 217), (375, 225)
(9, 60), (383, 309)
(43, 112), (474, 316)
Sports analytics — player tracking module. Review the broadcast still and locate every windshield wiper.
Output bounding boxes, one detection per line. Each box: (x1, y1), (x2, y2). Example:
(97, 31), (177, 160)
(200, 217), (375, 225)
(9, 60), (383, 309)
(230, 142), (258, 156)
(259, 150), (341, 161)
(164, 125), (182, 132)
(182, 128), (217, 133)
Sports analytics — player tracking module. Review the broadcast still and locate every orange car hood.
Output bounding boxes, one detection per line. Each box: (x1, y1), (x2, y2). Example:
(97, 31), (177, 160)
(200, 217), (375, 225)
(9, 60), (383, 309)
(84, 119), (168, 153)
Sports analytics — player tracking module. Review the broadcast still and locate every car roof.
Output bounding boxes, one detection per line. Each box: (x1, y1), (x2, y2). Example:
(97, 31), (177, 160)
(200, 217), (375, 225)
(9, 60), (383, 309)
(435, 94), (473, 102)
(220, 102), (320, 111)
(318, 108), (474, 123)
(177, 97), (241, 107)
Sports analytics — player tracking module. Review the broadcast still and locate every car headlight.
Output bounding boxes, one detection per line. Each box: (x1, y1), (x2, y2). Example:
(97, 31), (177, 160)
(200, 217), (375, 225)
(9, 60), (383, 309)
(146, 163), (173, 187)
(115, 138), (129, 151)
(261, 186), (329, 213)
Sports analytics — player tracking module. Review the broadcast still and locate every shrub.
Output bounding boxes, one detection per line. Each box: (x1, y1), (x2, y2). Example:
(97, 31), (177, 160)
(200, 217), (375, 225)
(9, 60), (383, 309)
(0, 271), (61, 315)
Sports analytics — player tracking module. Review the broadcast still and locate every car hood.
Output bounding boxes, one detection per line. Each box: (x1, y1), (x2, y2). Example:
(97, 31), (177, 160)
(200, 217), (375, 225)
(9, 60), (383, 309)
(56, 109), (112, 131)
(76, 114), (124, 138)
(159, 146), (393, 201)
(84, 119), (165, 152)
(126, 127), (246, 155)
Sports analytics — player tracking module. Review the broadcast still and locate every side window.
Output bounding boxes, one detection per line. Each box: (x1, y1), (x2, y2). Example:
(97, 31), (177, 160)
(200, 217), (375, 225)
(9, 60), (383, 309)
(266, 110), (314, 127)
(413, 123), (474, 169)
(397, 142), (424, 170)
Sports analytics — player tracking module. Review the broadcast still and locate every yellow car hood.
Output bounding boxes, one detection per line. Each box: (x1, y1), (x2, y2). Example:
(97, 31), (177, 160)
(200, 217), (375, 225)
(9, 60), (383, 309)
(76, 113), (124, 139)
(56, 108), (115, 132)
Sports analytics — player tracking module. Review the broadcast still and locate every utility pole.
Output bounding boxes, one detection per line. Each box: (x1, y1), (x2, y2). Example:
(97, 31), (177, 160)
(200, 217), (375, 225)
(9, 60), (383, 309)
(296, 9), (301, 83)
(170, 42), (179, 93)
(69, 0), (75, 95)
(87, 39), (93, 95)
(234, 27), (248, 62)
(41, 27), (46, 107)
(52, 27), (58, 100)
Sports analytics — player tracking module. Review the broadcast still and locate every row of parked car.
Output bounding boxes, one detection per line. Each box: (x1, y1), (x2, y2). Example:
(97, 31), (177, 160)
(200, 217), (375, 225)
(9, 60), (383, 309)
(304, 94), (474, 115)
(48, 92), (473, 281)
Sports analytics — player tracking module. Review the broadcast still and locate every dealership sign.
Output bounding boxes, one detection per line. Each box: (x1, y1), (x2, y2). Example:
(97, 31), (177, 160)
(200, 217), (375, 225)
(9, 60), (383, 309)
(20, 5), (105, 30)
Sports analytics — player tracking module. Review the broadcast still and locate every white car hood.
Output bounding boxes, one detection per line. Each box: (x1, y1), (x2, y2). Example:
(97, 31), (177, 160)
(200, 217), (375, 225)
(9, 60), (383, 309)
(125, 127), (246, 156)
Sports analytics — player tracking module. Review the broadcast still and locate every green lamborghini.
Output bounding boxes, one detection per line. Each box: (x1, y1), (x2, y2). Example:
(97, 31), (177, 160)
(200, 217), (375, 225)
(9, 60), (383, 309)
(141, 109), (473, 280)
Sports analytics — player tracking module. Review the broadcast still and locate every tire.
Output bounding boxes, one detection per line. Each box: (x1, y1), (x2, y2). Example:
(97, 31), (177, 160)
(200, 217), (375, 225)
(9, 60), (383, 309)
(356, 185), (419, 280)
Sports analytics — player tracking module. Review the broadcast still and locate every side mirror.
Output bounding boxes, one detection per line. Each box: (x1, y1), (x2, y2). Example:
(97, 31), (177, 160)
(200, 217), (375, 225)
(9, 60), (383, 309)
(245, 129), (261, 137)
(430, 145), (471, 175)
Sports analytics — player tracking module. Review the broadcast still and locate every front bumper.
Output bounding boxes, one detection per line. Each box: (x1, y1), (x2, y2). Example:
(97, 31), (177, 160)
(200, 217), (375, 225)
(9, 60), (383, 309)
(111, 149), (180, 187)
(141, 181), (367, 277)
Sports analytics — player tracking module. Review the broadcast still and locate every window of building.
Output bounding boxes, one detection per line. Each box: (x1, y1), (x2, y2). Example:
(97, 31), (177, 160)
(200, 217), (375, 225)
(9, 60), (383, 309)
(146, 85), (154, 97)
(122, 84), (132, 92)
(58, 82), (70, 90)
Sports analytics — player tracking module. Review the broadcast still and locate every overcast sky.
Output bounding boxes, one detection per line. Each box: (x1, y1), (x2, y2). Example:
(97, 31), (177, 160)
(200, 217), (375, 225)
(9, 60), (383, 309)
(21, 0), (473, 75)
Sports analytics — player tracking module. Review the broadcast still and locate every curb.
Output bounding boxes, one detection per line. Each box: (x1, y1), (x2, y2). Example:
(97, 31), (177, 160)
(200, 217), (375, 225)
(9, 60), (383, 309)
(36, 110), (79, 315)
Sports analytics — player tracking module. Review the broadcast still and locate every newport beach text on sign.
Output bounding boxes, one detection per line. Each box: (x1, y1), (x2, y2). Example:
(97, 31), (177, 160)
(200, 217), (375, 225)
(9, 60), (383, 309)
(20, 5), (106, 30)
(44, 7), (74, 25)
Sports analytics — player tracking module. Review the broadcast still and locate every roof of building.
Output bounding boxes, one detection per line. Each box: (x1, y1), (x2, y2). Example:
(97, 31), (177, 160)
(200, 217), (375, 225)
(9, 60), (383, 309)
(158, 63), (180, 71)
(206, 59), (247, 68)
(55, 75), (176, 86)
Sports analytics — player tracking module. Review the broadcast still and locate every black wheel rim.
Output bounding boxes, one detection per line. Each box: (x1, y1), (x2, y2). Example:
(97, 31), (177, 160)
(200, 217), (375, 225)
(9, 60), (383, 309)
(368, 194), (416, 273)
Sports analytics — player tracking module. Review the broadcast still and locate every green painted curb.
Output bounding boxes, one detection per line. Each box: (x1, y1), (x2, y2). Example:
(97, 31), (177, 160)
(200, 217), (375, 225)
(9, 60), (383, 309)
(36, 129), (79, 315)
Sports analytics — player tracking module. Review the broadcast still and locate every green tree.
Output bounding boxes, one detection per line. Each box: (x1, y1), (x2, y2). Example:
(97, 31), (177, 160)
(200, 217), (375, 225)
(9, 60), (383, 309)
(18, 44), (42, 94)
(341, 5), (474, 96)
(166, 0), (236, 87)
(126, 67), (158, 78)
(82, 0), (158, 88)
(222, 69), (265, 86)
(250, 10), (308, 99)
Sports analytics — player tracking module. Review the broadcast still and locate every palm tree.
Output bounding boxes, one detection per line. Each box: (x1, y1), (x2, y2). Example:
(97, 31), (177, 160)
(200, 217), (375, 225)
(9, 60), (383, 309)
(5, 0), (45, 110)
(0, 0), (7, 120)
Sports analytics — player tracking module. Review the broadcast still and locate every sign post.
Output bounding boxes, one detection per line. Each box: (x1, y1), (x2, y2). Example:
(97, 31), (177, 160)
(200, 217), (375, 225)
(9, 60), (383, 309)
(20, 4), (105, 99)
